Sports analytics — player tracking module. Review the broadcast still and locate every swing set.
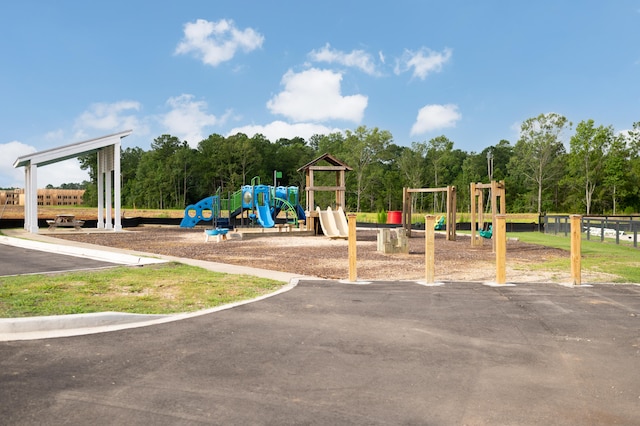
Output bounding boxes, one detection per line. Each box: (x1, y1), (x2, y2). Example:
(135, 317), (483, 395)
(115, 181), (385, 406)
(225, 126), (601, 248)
(470, 180), (505, 248)
(402, 185), (457, 241)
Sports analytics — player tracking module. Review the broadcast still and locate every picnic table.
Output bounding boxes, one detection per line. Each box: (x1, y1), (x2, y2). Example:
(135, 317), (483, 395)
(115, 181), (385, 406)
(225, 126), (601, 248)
(46, 214), (85, 230)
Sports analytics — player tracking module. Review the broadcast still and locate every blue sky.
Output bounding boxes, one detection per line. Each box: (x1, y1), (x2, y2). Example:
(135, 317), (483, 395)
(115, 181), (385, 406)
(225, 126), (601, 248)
(1, 1), (639, 187)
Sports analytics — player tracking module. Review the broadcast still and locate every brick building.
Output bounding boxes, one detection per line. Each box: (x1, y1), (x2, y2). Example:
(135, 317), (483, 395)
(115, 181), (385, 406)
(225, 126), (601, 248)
(0, 189), (85, 206)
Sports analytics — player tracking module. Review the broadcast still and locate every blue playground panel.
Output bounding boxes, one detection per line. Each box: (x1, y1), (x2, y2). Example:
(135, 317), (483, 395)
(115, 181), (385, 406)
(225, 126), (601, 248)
(181, 182), (305, 229)
(179, 196), (219, 228)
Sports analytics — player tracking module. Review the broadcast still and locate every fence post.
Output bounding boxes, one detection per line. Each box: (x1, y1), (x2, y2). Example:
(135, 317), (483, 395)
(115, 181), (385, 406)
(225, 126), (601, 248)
(495, 214), (506, 284)
(570, 215), (582, 286)
(348, 213), (357, 282)
(425, 215), (435, 284)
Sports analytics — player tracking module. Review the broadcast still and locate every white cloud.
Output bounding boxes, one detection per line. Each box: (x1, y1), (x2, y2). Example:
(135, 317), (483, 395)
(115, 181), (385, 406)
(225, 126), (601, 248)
(395, 47), (452, 80)
(74, 100), (143, 139)
(267, 68), (368, 123)
(308, 43), (378, 75)
(0, 141), (88, 188)
(175, 18), (264, 67)
(161, 94), (228, 146)
(1, 141), (36, 188)
(44, 129), (64, 141)
(410, 104), (461, 136)
(38, 159), (89, 187)
(227, 121), (342, 141)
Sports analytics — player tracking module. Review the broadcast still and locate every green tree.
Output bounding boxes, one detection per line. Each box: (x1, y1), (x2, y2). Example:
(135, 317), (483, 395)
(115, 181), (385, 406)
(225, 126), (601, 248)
(602, 133), (629, 214)
(343, 126), (392, 212)
(131, 134), (190, 209)
(398, 143), (425, 189)
(228, 133), (261, 186)
(425, 135), (453, 189)
(271, 137), (315, 188)
(195, 133), (230, 196)
(509, 113), (570, 214)
(423, 135), (463, 212)
(626, 122), (640, 211)
(568, 120), (613, 214)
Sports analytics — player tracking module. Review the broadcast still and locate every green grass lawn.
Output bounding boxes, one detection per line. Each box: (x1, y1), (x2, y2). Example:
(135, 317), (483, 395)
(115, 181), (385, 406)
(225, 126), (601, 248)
(512, 232), (640, 283)
(0, 263), (284, 318)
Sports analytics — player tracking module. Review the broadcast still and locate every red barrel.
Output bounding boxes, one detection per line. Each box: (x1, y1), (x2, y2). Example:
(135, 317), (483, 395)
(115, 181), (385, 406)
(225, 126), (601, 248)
(386, 211), (402, 224)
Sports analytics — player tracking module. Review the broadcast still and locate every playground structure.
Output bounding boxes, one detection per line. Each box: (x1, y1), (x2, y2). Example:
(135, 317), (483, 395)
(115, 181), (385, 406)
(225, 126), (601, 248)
(182, 153), (353, 238)
(180, 176), (306, 230)
(298, 153), (352, 236)
(470, 180), (506, 248)
(402, 186), (457, 241)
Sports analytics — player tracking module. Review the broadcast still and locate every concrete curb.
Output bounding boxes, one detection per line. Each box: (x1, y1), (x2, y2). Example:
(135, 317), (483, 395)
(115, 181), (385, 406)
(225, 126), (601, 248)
(0, 231), (317, 341)
(0, 279), (301, 341)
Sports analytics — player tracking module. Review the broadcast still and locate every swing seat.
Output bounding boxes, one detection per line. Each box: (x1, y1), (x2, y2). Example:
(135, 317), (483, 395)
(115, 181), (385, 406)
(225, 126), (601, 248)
(479, 225), (493, 239)
(434, 215), (445, 230)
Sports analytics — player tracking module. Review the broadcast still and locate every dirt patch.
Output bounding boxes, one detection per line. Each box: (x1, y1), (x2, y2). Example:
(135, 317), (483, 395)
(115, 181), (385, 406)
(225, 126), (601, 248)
(49, 226), (599, 283)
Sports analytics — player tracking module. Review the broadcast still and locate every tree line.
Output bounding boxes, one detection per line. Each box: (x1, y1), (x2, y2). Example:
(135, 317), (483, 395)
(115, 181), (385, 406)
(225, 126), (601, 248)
(79, 113), (640, 215)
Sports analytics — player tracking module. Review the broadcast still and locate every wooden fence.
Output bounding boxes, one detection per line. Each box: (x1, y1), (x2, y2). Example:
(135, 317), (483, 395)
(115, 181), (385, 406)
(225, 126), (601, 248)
(543, 214), (639, 248)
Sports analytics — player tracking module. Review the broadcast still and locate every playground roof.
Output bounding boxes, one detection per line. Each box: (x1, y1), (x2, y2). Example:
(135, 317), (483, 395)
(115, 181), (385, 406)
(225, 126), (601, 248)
(12, 130), (132, 233)
(13, 130), (132, 168)
(297, 153), (352, 172)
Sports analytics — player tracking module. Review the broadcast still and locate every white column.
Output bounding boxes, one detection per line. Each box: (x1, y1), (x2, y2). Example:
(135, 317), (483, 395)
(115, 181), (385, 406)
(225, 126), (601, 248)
(97, 150), (105, 228)
(27, 163), (39, 233)
(23, 166), (31, 231)
(105, 163), (112, 229)
(113, 142), (122, 231)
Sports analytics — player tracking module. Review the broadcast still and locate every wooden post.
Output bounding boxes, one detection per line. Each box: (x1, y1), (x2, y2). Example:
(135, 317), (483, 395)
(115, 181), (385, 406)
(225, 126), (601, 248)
(495, 214), (507, 284)
(306, 169), (313, 212)
(491, 181), (498, 253)
(448, 186), (457, 241)
(470, 182), (477, 246)
(403, 187), (412, 237)
(348, 213), (357, 282)
(499, 180), (506, 217)
(570, 214), (582, 285)
(425, 215), (435, 284)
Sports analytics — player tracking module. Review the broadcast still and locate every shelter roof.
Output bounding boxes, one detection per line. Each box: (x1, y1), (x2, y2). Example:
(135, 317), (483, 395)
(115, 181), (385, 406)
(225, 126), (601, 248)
(297, 153), (352, 172)
(13, 130), (132, 168)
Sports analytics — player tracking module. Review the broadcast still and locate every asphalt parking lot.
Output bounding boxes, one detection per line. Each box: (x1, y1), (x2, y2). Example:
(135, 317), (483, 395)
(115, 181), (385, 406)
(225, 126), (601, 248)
(0, 244), (119, 276)
(1, 279), (639, 425)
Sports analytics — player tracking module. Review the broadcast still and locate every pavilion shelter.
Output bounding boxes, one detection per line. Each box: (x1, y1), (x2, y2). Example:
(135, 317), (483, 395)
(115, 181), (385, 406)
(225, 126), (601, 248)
(13, 130), (132, 233)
